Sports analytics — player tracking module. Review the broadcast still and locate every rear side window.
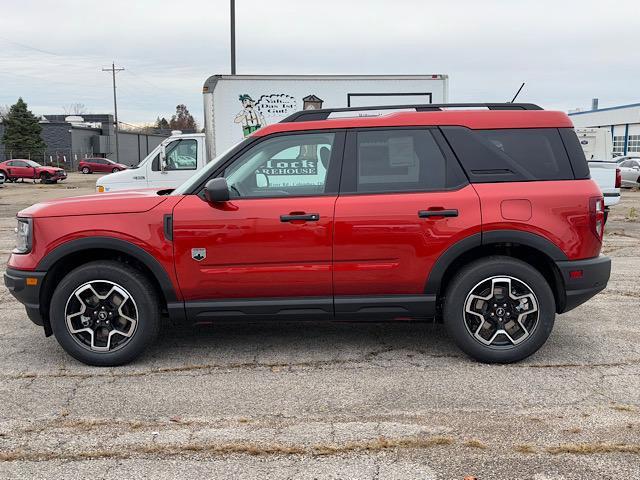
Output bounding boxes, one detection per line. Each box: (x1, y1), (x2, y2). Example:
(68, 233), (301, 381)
(342, 129), (467, 193)
(442, 127), (575, 182)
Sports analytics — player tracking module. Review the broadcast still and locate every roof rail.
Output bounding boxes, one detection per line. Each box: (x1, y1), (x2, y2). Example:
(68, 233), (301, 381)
(280, 103), (543, 123)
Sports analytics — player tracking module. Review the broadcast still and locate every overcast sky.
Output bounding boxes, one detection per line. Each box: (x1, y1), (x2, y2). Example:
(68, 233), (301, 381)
(1, 0), (637, 125)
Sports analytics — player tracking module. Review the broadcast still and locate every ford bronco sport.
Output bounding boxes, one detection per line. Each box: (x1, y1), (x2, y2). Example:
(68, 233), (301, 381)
(4, 103), (611, 366)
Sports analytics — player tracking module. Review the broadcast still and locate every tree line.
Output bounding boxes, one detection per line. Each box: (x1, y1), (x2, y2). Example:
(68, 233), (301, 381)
(0, 98), (199, 158)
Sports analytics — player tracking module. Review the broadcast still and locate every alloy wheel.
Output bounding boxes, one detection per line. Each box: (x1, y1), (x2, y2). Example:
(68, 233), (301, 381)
(64, 280), (139, 352)
(463, 276), (539, 348)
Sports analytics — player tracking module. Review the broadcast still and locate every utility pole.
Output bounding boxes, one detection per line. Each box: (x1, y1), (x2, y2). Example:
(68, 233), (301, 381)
(230, 0), (236, 74)
(102, 62), (125, 161)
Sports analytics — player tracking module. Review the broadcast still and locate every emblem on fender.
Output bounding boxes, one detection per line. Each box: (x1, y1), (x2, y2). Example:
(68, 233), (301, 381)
(191, 248), (206, 261)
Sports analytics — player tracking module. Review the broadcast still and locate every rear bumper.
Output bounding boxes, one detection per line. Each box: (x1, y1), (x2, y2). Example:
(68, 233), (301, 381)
(3, 268), (46, 326)
(555, 255), (611, 313)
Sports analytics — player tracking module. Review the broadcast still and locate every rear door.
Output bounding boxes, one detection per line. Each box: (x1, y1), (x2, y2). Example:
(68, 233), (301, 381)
(333, 128), (481, 315)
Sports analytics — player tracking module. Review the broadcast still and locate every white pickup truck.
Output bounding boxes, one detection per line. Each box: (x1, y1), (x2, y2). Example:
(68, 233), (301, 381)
(588, 161), (621, 209)
(574, 128), (621, 210)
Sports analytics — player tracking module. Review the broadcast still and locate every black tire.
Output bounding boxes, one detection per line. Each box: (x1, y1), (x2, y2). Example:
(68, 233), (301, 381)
(112, 167), (119, 173)
(443, 256), (555, 363)
(39, 172), (50, 184)
(82, 167), (91, 174)
(49, 261), (160, 366)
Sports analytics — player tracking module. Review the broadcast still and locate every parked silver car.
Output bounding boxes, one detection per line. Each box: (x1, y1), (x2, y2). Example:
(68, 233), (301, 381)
(619, 159), (640, 187)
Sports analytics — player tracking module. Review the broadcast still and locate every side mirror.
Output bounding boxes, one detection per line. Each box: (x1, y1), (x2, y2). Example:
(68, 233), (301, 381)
(204, 178), (230, 203)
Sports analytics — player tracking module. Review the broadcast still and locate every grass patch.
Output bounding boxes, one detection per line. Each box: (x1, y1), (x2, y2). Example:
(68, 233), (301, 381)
(464, 439), (488, 449)
(546, 443), (640, 455)
(514, 444), (536, 454)
(0, 435), (456, 462)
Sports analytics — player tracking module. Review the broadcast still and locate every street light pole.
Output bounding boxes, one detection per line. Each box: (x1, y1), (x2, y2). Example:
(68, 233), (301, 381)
(230, 0), (236, 74)
(102, 62), (125, 161)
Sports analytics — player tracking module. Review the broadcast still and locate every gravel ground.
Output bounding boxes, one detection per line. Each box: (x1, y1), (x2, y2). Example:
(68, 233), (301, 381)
(0, 174), (638, 479)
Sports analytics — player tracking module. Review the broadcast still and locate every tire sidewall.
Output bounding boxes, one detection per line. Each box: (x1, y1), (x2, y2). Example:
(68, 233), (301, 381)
(82, 167), (90, 174)
(50, 262), (159, 366)
(444, 257), (556, 363)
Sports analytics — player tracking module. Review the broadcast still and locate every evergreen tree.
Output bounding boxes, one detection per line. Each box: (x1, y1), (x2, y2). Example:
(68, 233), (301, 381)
(1, 98), (46, 157)
(155, 116), (170, 129)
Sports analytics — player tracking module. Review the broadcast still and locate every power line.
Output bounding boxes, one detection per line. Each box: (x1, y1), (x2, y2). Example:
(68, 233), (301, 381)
(102, 62), (125, 161)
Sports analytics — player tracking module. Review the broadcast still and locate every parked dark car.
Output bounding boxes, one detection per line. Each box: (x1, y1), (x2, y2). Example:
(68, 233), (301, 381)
(78, 157), (128, 174)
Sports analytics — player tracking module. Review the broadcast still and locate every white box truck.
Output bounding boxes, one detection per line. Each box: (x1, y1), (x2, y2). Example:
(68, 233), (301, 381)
(97, 74), (449, 192)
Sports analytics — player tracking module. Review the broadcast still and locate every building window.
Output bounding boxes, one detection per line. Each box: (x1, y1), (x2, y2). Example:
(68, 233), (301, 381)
(627, 135), (640, 153)
(613, 135), (625, 155)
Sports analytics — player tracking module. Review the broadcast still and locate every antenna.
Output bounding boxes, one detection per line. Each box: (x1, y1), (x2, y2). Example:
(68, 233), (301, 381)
(510, 82), (525, 103)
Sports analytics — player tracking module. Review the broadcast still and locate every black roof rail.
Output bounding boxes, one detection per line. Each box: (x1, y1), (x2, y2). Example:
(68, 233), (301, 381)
(280, 103), (543, 123)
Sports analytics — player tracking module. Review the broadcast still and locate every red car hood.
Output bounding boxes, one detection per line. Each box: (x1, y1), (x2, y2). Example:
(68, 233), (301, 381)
(19, 189), (168, 218)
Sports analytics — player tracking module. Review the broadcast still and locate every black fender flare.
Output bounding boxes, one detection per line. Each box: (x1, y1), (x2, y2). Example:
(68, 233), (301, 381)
(424, 230), (567, 295)
(37, 236), (179, 303)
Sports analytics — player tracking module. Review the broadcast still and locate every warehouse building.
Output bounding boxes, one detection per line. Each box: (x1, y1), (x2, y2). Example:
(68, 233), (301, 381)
(569, 102), (640, 157)
(0, 114), (169, 167)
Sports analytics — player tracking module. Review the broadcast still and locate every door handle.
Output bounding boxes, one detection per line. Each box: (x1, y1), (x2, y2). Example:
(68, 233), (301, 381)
(418, 209), (459, 218)
(280, 213), (320, 222)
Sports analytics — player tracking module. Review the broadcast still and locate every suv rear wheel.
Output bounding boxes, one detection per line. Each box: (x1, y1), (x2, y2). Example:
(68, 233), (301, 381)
(49, 261), (160, 366)
(443, 256), (555, 363)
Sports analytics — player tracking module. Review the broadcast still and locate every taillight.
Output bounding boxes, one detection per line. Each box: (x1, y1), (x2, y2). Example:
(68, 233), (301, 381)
(615, 168), (621, 188)
(589, 196), (605, 241)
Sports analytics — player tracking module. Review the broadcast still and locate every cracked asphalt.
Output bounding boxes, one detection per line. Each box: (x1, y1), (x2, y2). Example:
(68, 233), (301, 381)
(0, 175), (639, 479)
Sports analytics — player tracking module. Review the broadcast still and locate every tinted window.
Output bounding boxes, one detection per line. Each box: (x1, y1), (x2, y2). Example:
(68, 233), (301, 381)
(442, 127), (575, 182)
(224, 132), (336, 198)
(352, 129), (450, 193)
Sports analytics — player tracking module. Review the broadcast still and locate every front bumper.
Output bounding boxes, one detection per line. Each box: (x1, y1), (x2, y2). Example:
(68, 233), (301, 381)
(3, 268), (46, 326)
(555, 255), (611, 313)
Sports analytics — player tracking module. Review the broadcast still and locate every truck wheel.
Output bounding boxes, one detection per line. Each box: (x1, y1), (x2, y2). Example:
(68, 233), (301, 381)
(49, 261), (160, 366)
(39, 172), (50, 184)
(443, 256), (555, 363)
(82, 167), (91, 174)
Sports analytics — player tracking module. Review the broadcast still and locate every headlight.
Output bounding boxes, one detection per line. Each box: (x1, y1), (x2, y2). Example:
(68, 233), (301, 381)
(14, 218), (32, 254)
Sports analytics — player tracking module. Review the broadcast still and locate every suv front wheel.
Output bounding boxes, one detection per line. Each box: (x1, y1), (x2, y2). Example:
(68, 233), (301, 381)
(443, 256), (555, 363)
(49, 261), (160, 366)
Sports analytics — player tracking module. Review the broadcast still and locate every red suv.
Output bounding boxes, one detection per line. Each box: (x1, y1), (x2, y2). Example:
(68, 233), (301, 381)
(0, 159), (67, 183)
(78, 157), (128, 174)
(4, 104), (611, 366)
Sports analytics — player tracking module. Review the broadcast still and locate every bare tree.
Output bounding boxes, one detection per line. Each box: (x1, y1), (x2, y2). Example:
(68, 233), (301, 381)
(62, 103), (89, 115)
(0, 104), (10, 120)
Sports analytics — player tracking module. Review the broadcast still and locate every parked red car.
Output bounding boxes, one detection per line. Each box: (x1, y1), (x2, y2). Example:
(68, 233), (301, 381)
(0, 159), (67, 183)
(4, 103), (611, 366)
(78, 157), (128, 174)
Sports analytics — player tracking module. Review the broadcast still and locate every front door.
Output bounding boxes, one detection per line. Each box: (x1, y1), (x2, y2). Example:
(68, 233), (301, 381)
(147, 138), (200, 189)
(333, 128), (481, 314)
(172, 131), (344, 314)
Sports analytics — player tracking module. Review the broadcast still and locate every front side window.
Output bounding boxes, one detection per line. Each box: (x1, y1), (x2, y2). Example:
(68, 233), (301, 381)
(353, 129), (448, 193)
(152, 139), (198, 171)
(224, 132), (336, 198)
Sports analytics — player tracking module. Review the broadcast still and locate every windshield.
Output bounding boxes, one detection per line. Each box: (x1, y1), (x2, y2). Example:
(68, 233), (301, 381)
(171, 140), (246, 195)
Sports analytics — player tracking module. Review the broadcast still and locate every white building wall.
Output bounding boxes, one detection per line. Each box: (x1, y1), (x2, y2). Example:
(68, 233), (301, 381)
(569, 103), (640, 156)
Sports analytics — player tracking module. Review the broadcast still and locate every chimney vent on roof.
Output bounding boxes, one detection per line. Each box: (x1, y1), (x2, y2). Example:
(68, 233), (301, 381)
(591, 98), (599, 111)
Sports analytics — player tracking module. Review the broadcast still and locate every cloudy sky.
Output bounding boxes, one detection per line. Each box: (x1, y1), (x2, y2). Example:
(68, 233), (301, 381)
(1, 0), (637, 125)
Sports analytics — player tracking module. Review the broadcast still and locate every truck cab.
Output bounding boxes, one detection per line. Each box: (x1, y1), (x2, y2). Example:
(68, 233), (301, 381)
(96, 133), (206, 193)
